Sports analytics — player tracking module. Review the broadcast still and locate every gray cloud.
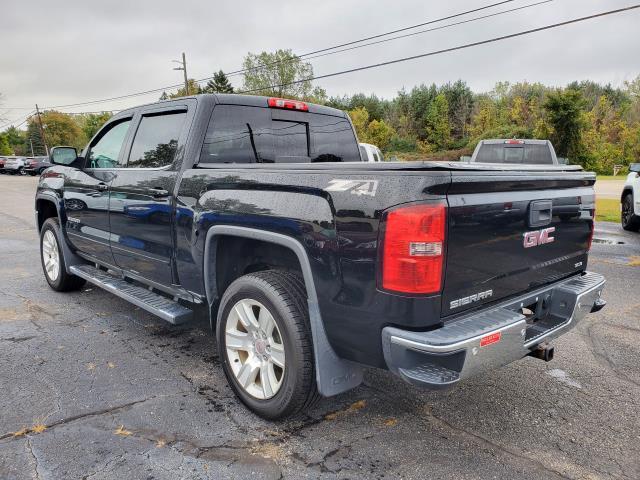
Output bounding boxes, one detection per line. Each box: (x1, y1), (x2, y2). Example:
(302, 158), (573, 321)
(1, 0), (639, 125)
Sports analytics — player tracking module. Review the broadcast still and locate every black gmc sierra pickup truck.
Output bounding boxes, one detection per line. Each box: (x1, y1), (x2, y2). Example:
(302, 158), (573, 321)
(35, 94), (606, 419)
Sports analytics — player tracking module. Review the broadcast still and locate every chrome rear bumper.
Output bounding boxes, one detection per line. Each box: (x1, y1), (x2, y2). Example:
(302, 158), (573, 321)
(382, 271), (605, 388)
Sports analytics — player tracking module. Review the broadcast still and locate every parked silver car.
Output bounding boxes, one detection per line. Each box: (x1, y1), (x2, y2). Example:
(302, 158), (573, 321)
(2, 156), (28, 174)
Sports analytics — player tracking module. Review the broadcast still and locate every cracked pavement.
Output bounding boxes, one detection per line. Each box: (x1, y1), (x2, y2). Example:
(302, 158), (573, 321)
(0, 176), (639, 479)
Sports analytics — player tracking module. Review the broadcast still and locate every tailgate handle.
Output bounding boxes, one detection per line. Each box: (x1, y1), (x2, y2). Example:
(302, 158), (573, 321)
(528, 200), (553, 227)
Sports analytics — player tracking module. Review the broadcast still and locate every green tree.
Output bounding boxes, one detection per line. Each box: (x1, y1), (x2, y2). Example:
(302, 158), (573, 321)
(424, 94), (452, 150)
(0, 133), (12, 155)
(169, 79), (202, 99)
(2, 126), (27, 155)
(78, 112), (112, 141)
(348, 107), (370, 143)
(469, 96), (498, 139)
(203, 70), (234, 94)
(241, 49), (316, 99)
(26, 111), (84, 152)
(367, 119), (396, 150)
(544, 89), (586, 159)
(440, 80), (474, 139)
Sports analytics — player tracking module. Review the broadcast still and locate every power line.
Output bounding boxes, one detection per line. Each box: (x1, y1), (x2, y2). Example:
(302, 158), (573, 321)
(267, 0), (553, 70)
(238, 5), (640, 94)
(9, 3), (638, 112)
(0, 111), (34, 130)
(223, 0), (520, 77)
(35, 0), (523, 110)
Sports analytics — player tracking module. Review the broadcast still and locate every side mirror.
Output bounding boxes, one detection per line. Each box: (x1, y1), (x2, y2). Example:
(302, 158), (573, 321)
(50, 146), (78, 166)
(630, 163), (640, 173)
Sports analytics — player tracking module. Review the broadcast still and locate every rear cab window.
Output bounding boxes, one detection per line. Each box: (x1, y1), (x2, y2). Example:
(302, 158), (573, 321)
(200, 104), (360, 164)
(475, 142), (554, 165)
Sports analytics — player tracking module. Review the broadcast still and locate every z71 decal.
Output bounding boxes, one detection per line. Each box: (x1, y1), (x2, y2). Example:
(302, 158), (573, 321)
(325, 179), (379, 197)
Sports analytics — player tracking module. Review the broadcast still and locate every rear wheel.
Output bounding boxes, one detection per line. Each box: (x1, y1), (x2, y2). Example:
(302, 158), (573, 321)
(40, 218), (86, 291)
(622, 194), (640, 232)
(216, 270), (319, 419)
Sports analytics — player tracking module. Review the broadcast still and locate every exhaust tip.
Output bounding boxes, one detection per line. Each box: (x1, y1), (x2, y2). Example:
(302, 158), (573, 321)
(529, 344), (554, 362)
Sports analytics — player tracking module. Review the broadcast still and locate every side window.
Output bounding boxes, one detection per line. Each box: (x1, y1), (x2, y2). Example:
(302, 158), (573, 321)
(126, 111), (186, 168)
(87, 119), (132, 169)
(200, 106), (273, 164)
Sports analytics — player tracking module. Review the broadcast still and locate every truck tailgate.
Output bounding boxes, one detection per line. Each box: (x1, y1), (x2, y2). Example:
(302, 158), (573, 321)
(442, 171), (595, 317)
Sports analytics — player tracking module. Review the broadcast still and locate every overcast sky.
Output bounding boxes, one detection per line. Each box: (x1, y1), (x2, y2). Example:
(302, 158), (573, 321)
(1, 0), (639, 128)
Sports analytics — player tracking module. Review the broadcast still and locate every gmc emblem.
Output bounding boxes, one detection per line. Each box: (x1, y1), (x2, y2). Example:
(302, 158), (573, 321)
(523, 227), (555, 248)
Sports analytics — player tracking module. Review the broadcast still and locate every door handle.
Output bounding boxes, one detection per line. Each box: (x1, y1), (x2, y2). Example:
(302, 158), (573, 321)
(149, 188), (170, 198)
(95, 183), (109, 191)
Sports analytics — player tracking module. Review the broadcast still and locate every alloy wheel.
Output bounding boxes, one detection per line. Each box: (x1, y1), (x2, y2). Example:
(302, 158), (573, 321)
(42, 230), (60, 281)
(225, 299), (285, 400)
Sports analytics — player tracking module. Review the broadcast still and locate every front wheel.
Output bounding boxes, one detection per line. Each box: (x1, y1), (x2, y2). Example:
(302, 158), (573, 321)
(216, 270), (319, 419)
(622, 194), (640, 232)
(40, 218), (86, 291)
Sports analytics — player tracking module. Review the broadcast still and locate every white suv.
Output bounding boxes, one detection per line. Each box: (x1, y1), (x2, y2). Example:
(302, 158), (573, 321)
(3, 156), (28, 175)
(359, 143), (384, 162)
(622, 163), (640, 231)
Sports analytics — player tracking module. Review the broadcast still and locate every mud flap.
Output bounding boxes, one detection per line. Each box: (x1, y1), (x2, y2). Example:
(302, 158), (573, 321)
(204, 226), (363, 397)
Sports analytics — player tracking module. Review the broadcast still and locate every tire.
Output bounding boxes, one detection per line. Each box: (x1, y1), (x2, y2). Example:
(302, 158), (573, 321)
(216, 270), (320, 420)
(40, 218), (86, 292)
(621, 194), (640, 232)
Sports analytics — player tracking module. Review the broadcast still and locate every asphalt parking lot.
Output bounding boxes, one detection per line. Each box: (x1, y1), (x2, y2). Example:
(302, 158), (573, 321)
(0, 175), (638, 480)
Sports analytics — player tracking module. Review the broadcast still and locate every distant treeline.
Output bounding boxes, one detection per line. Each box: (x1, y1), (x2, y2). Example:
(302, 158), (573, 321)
(3, 72), (639, 174)
(330, 78), (640, 173)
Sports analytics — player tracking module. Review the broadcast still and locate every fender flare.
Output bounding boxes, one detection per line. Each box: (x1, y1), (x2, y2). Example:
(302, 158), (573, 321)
(203, 225), (363, 397)
(35, 193), (84, 273)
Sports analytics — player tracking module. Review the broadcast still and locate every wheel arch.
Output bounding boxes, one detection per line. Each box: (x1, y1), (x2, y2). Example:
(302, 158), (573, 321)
(621, 187), (633, 203)
(36, 194), (84, 273)
(35, 194), (60, 233)
(203, 225), (362, 397)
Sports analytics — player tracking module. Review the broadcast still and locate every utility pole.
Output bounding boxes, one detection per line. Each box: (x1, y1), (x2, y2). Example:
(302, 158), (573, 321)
(29, 138), (34, 157)
(35, 105), (49, 156)
(172, 52), (190, 95)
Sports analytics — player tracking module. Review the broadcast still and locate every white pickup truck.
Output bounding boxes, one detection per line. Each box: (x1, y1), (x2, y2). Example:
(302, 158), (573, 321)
(359, 142), (384, 162)
(622, 163), (640, 231)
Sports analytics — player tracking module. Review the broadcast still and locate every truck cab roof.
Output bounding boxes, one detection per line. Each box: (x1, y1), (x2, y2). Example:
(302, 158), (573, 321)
(117, 93), (348, 119)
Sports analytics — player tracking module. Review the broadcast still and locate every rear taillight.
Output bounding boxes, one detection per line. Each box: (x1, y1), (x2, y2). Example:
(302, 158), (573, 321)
(268, 97), (309, 111)
(380, 202), (446, 294)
